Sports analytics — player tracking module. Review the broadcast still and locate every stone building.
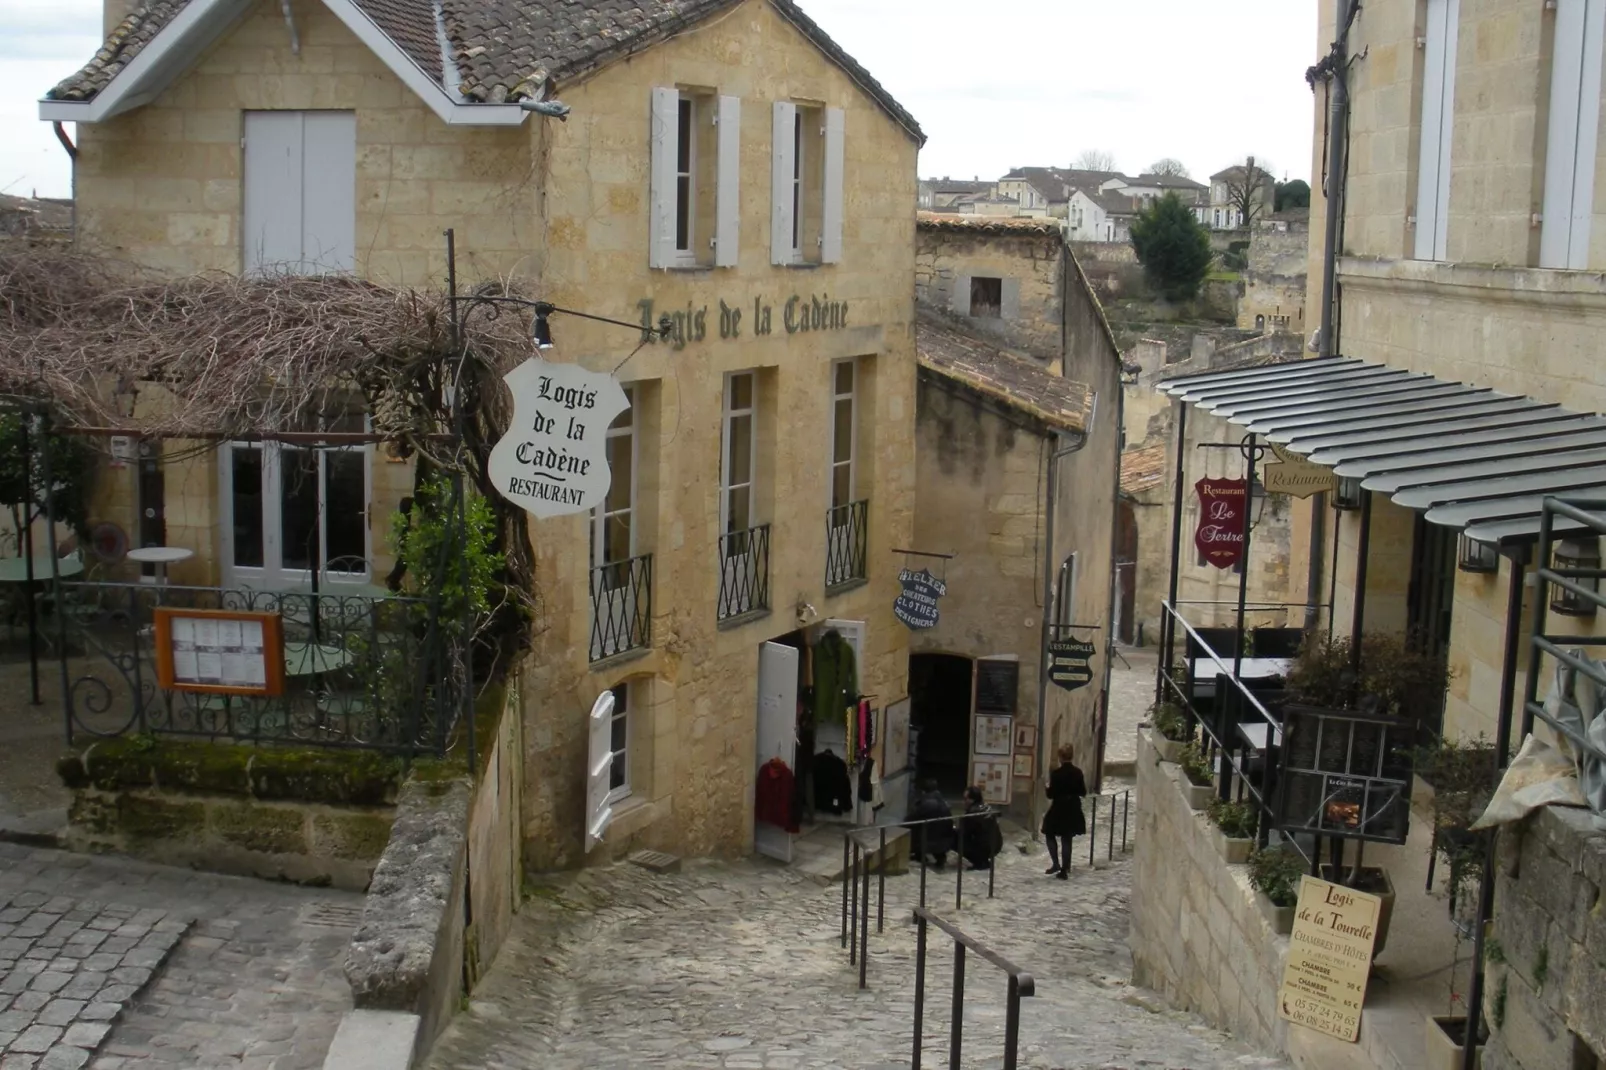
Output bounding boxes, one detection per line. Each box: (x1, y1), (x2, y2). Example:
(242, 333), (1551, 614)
(1129, 1), (1606, 1066)
(911, 215), (1122, 817)
(44, 0), (924, 866)
(1236, 210), (1309, 335)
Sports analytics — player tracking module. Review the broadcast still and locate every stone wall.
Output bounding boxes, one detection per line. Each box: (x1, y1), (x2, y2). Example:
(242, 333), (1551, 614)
(1130, 729), (1291, 1051)
(56, 740), (398, 890)
(1481, 804), (1606, 1070)
(1238, 219), (1309, 334)
(916, 225), (1066, 357)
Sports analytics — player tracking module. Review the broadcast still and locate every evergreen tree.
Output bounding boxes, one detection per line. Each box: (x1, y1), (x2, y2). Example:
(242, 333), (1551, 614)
(1129, 193), (1213, 302)
(1275, 179), (1311, 212)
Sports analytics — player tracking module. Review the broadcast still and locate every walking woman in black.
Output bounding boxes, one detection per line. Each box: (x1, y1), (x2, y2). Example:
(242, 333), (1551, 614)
(1041, 743), (1087, 879)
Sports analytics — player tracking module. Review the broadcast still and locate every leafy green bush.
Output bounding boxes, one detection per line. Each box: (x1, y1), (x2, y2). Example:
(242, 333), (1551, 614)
(1248, 847), (1305, 907)
(1151, 700), (1191, 743)
(1178, 741), (1213, 787)
(1286, 632), (1452, 720)
(1129, 193), (1213, 302)
(1207, 798), (1257, 839)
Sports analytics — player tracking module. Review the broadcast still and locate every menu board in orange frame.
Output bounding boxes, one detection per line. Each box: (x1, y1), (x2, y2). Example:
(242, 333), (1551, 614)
(153, 607), (286, 697)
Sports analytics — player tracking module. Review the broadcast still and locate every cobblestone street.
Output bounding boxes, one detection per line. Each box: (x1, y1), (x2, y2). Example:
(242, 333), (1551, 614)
(0, 845), (358, 1070)
(424, 825), (1288, 1070)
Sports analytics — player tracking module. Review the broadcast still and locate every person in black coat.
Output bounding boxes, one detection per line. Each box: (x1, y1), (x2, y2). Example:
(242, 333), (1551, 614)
(960, 786), (1004, 870)
(1041, 744), (1088, 880)
(907, 779), (956, 868)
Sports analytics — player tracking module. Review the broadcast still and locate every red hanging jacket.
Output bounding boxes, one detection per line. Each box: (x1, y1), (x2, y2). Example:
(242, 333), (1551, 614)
(755, 757), (798, 833)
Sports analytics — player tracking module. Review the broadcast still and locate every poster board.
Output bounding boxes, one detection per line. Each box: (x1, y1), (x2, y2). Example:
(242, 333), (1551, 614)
(974, 714), (1013, 756)
(154, 607), (285, 696)
(883, 697), (911, 777)
(971, 758), (1011, 805)
(1277, 875), (1383, 1042)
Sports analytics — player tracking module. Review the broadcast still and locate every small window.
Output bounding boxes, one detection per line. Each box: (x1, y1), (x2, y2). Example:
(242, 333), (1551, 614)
(722, 372), (757, 543)
(675, 98), (695, 254)
(651, 88), (737, 269)
(773, 102), (844, 265)
(970, 277), (1003, 318)
(608, 681), (630, 801)
(830, 360), (856, 508)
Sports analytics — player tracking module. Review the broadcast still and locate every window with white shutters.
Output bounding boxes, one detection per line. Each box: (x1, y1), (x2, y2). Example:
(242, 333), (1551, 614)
(650, 88), (740, 269)
(1413, 0), (1460, 261)
(1540, 0), (1605, 269)
(773, 102), (844, 265)
(242, 111), (356, 276)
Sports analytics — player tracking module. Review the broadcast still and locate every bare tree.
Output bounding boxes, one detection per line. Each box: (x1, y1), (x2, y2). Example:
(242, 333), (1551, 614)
(1146, 158), (1190, 178)
(1224, 155), (1274, 229)
(1073, 149), (1117, 172)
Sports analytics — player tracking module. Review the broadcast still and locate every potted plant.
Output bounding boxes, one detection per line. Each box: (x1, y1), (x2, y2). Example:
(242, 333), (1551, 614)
(1177, 741), (1215, 810)
(1207, 798), (1257, 864)
(1247, 846), (1303, 935)
(1150, 699), (1191, 763)
(1417, 736), (1496, 1070)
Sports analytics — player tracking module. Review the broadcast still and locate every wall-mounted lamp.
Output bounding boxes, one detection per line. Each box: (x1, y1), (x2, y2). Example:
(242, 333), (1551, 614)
(1332, 475), (1364, 511)
(532, 304), (554, 349)
(1457, 532), (1499, 574)
(1550, 537), (1600, 617)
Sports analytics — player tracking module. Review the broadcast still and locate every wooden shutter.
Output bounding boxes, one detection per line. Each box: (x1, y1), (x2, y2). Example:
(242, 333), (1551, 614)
(243, 112), (303, 276)
(649, 87), (679, 269)
(1413, 0), (1459, 261)
(585, 691), (616, 852)
(1000, 277), (1021, 321)
(715, 95), (741, 268)
(950, 274), (972, 315)
(772, 101), (797, 265)
(821, 107), (845, 263)
(1541, 0), (1605, 268)
(301, 112), (355, 273)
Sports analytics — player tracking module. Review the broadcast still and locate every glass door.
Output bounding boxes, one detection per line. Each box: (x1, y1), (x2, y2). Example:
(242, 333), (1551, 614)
(222, 435), (370, 590)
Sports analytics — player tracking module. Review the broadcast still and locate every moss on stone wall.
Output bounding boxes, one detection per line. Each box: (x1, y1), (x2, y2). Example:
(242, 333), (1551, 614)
(57, 738), (403, 806)
(213, 802), (308, 855)
(117, 794), (207, 842)
(311, 812), (394, 860)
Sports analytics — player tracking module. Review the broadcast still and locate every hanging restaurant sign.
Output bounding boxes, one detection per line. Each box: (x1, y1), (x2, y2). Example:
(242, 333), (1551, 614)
(893, 568), (947, 630)
(1194, 478), (1247, 570)
(1046, 635), (1098, 692)
(1262, 444), (1336, 498)
(489, 357), (630, 519)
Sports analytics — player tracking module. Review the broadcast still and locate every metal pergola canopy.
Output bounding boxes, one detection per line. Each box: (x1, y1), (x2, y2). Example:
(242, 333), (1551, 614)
(1160, 356), (1362, 398)
(1333, 428), (1606, 480)
(1190, 368), (1417, 411)
(1301, 405), (1566, 461)
(1393, 465), (1606, 511)
(1366, 446), (1606, 496)
(1427, 484), (1606, 529)
(1319, 415), (1605, 468)
(1212, 376), (1463, 421)
(1245, 387), (1495, 434)
(1265, 397), (1534, 446)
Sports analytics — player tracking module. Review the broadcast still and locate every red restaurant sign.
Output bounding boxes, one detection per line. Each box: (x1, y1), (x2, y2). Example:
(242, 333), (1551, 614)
(1195, 478), (1247, 570)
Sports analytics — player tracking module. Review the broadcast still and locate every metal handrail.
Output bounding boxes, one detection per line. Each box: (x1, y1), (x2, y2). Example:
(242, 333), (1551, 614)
(912, 907), (1036, 1070)
(1524, 497), (1606, 767)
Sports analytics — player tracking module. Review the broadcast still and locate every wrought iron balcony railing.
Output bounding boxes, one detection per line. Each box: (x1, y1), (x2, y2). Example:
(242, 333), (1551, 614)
(717, 524), (771, 622)
(825, 499), (869, 590)
(590, 554), (652, 662)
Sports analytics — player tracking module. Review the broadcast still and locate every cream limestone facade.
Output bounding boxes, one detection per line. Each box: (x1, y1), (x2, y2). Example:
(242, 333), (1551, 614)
(1300, 0), (1606, 751)
(56, 0), (921, 865)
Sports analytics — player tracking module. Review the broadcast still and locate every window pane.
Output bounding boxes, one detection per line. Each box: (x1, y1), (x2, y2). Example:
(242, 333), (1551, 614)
(727, 485), (751, 535)
(727, 414), (752, 488)
(325, 450), (366, 568)
(605, 435), (633, 514)
(603, 513), (632, 566)
(834, 360), (854, 395)
(231, 448), (264, 568)
(832, 464), (851, 509)
(676, 176), (691, 251)
(609, 683), (628, 791)
(677, 99), (693, 171)
(833, 398), (853, 464)
(729, 372), (753, 411)
(280, 448), (319, 570)
(609, 391), (634, 431)
(609, 749), (627, 791)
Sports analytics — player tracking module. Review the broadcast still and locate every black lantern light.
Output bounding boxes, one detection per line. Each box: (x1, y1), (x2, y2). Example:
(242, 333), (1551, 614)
(532, 305), (555, 350)
(1550, 537), (1601, 617)
(1458, 533), (1500, 574)
(1333, 475), (1364, 511)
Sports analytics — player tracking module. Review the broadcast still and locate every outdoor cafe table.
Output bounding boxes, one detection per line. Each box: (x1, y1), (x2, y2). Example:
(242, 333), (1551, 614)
(1186, 656), (1293, 702)
(1237, 721), (1283, 752)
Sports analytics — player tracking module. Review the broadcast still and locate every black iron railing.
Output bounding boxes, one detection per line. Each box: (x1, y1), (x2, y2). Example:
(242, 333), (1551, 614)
(717, 524), (771, 621)
(590, 554), (652, 661)
(1525, 498), (1606, 771)
(825, 499), (869, 589)
(53, 581), (463, 757)
(912, 908), (1036, 1070)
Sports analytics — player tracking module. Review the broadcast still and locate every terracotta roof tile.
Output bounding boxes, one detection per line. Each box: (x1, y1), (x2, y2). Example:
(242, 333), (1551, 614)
(47, 0), (924, 143)
(916, 212), (1061, 236)
(1120, 444), (1167, 494)
(916, 311), (1088, 433)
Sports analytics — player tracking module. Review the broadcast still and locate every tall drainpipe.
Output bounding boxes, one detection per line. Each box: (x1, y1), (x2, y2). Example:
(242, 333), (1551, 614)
(1307, 0), (1353, 632)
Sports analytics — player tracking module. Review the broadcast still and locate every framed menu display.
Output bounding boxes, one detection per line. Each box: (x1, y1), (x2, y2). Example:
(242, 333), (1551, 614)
(154, 608), (285, 696)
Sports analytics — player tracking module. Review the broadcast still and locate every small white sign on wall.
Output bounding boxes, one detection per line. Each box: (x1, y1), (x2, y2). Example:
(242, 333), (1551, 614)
(489, 357), (630, 519)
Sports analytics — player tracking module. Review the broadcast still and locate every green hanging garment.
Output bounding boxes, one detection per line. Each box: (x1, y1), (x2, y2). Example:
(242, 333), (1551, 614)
(811, 629), (858, 729)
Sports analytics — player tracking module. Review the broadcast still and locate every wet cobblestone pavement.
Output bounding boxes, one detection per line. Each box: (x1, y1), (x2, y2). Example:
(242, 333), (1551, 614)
(424, 826), (1289, 1070)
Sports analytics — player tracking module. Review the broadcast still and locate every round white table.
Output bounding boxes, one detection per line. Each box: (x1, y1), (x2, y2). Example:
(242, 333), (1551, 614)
(127, 546), (194, 584)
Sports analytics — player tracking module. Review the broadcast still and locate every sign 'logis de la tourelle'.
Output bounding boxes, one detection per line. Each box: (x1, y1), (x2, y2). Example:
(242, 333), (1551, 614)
(489, 358), (630, 519)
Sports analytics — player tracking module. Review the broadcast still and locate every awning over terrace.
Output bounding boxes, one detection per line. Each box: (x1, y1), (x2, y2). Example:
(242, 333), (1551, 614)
(1158, 356), (1606, 545)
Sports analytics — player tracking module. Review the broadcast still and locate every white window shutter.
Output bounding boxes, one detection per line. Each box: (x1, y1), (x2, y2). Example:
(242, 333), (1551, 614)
(648, 87), (679, 269)
(715, 95), (741, 268)
(821, 107), (845, 263)
(772, 101), (796, 265)
(1414, 0), (1459, 260)
(242, 112), (304, 276)
(1541, 0), (1605, 268)
(300, 111), (356, 273)
(950, 274), (972, 316)
(585, 691), (616, 852)
(1573, 0), (1606, 267)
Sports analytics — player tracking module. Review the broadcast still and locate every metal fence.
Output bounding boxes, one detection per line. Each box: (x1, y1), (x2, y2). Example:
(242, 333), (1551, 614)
(1525, 497), (1606, 773)
(589, 554), (652, 662)
(825, 500), (869, 590)
(912, 908), (1036, 1070)
(53, 581), (464, 757)
(717, 525), (771, 621)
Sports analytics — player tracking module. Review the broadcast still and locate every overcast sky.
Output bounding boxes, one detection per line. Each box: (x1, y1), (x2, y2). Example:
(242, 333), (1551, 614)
(0, 0), (1317, 200)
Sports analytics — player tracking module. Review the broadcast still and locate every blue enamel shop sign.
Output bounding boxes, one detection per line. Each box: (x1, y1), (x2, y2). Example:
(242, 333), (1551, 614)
(893, 568), (947, 630)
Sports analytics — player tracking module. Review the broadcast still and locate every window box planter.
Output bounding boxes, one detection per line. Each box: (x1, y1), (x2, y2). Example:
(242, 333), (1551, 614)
(1154, 735), (1186, 763)
(1425, 1016), (1482, 1070)
(1211, 826), (1253, 865)
(1184, 782), (1215, 810)
(1318, 864), (1396, 958)
(1256, 891), (1295, 935)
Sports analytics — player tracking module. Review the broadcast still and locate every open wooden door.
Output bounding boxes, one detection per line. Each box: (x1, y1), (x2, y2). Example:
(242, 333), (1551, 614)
(755, 641), (799, 861)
